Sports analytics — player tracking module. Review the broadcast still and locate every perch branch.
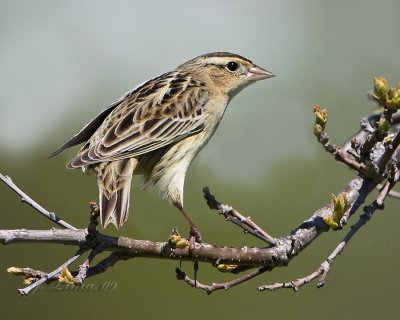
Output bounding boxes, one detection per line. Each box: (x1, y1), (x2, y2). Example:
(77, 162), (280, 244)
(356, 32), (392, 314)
(0, 228), (283, 266)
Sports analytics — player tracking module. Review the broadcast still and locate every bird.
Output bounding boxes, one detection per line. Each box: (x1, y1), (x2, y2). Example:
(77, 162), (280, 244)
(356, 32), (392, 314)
(50, 52), (274, 243)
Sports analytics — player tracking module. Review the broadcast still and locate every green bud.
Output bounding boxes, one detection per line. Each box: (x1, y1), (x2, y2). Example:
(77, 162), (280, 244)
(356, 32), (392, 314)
(373, 76), (388, 99)
(323, 193), (351, 230)
(7, 267), (23, 275)
(217, 264), (237, 273)
(169, 234), (181, 244)
(313, 105), (328, 138)
(23, 278), (35, 285)
(314, 124), (323, 138)
(169, 234), (188, 249)
(175, 239), (189, 249)
(313, 105), (327, 126)
(377, 117), (390, 135)
(58, 267), (75, 284)
(386, 87), (400, 109)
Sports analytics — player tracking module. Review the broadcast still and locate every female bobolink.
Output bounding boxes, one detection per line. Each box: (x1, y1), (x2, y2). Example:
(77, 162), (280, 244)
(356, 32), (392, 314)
(51, 52), (274, 243)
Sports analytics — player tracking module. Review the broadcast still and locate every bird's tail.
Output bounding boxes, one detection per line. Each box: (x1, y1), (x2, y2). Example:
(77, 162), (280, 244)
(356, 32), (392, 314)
(95, 158), (136, 229)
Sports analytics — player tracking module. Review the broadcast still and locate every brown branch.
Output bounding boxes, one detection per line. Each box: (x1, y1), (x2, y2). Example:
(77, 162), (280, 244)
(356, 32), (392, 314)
(258, 179), (394, 292)
(0, 228), (282, 267)
(75, 244), (103, 285)
(317, 131), (365, 173)
(202, 187), (276, 245)
(377, 130), (400, 172)
(176, 266), (271, 295)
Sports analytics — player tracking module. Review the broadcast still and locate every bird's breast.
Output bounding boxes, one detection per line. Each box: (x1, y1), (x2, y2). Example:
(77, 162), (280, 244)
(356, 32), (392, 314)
(202, 94), (230, 133)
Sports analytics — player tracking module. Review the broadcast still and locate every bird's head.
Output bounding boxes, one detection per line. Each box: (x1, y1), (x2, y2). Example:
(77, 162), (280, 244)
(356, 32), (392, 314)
(176, 52), (274, 97)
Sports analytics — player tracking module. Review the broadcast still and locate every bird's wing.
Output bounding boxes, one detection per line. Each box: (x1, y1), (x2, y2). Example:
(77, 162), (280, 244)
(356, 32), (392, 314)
(48, 99), (123, 158)
(67, 71), (209, 168)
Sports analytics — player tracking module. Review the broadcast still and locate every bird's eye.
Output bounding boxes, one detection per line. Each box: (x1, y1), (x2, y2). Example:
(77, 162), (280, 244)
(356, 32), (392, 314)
(226, 61), (239, 72)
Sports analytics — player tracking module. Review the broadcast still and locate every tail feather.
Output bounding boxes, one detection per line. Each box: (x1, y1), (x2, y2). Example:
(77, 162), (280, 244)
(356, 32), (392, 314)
(100, 182), (131, 228)
(96, 158), (136, 229)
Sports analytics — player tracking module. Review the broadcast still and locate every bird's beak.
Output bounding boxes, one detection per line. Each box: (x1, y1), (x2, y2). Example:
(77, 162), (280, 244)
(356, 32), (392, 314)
(246, 65), (275, 81)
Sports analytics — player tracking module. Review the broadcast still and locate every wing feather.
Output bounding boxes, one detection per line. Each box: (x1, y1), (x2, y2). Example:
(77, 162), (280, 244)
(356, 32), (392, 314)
(67, 72), (209, 168)
(48, 99), (123, 158)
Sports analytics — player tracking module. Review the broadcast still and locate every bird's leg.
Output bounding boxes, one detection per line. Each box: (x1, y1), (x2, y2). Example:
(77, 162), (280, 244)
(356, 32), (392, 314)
(174, 203), (202, 246)
(174, 204), (201, 287)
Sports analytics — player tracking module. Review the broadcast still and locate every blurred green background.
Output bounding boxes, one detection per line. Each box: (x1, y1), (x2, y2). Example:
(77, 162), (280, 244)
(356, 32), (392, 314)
(1, 0), (399, 319)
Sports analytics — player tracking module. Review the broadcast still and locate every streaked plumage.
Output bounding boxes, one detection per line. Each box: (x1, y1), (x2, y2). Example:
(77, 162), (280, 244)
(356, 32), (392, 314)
(51, 52), (274, 237)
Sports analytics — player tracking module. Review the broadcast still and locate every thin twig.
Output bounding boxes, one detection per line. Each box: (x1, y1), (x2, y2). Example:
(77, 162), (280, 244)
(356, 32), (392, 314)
(0, 174), (76, 230)
(9, 252), (121, 286)
(7, 267), (48, 280)
(75, 245), (103, 284)
(388, 189), (400, 199)
(176, 266), (271, 295)
(258, 263), (329, 291)
(17, 247), (87, 296)
(377, 130), (400, 172)
(377, 183), (400, 199)
(87, 202), (100, 235)
(203, 187), (276, 246)
(317, 132), (364, 172)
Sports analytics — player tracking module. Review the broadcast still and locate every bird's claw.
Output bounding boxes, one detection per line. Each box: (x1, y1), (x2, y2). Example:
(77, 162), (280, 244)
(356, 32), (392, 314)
(188, 227), (202, 254)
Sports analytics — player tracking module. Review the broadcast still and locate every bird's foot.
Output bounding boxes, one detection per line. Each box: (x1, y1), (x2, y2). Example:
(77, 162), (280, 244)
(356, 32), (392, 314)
(188, 226), (202, 253)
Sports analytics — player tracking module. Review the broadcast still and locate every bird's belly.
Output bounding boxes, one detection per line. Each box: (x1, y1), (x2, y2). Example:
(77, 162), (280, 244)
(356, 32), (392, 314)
(138, 131), (211, 203)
